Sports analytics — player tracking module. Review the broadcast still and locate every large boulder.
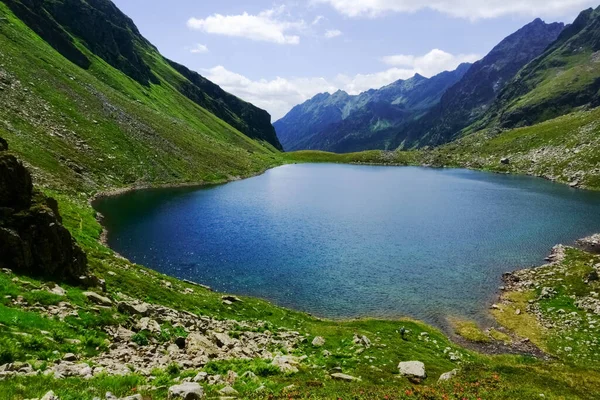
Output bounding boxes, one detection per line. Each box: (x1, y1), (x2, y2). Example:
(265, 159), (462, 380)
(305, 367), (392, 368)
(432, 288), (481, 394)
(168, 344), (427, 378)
(167, 382), (204, 399)
(0, 154), (32, 209)
(0, 147), (88, 282)
(398, 361), (427, 380)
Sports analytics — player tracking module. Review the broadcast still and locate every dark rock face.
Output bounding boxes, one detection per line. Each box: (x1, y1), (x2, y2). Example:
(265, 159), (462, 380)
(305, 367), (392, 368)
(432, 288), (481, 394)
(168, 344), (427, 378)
(275, 64), (471, 152)
(167, 60), (282, 150)
(0, 140), (88, 282)
(396, 18), (565, 148)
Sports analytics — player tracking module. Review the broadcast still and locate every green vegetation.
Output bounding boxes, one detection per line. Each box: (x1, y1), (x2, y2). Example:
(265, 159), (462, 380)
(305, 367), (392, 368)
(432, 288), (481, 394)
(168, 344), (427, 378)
(1, 0), (600, 398)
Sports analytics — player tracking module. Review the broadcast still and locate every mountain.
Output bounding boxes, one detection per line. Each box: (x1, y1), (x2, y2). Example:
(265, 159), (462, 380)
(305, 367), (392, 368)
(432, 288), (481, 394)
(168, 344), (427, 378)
(275, 63), (471, 152)
(478, 6), (600, 130)
(2, 0), (282, 150)
(395, 18), (565, 149)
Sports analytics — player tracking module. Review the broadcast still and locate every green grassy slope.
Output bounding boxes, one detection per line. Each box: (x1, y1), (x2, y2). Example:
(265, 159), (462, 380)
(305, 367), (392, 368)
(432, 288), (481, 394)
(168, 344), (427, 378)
(426, 107), (600, 189)
(1, 0), (600, 399)
(477, 6), (600, 131)
(0, 1), (281, 198)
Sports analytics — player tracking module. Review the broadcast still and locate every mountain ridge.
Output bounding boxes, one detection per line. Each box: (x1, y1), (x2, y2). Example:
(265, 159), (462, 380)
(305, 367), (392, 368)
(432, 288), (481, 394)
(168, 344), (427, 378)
(275, 63), (472, 152)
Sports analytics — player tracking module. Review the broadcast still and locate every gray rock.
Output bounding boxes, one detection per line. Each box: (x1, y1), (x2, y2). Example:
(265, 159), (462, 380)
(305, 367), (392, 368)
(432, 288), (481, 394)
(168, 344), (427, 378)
(311, 336), (325, 347)
(331, 372), (361, 382)
(117, 301), (149, 316)
(272, 355), (300, 373)
(83, 291), (112, 306)
(63, 353), (77, 361)
(168, 382), (204, 399)
(219, 386), (238, 396)
(398, 361), (426, 379)
(41, 391), (59, 400)
(438, 369), (459, 382)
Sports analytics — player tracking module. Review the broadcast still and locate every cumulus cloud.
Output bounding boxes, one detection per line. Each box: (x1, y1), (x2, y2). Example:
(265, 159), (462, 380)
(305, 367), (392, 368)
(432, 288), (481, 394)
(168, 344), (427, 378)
(188, 43), (209, 54)
(381, 49), (480, 77)
(314, 0), (595, 19)
(204, 49), (479, 120)
(204, 66), (338, 120)
(325, 29), (343, 38)
(187, 7), (304, 44)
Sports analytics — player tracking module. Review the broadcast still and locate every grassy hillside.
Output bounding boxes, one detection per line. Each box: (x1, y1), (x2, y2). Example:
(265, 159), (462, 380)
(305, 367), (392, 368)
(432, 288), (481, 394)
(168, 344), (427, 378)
(477, 6), (600, 132)
(2, 0), (600, 399)
(0, 1), (281, 199)
(426, 107), (600, 190)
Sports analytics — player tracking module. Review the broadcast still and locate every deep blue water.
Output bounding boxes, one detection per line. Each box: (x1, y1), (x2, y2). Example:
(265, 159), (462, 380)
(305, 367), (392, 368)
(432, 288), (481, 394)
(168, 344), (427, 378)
(94, 164), (600, 327)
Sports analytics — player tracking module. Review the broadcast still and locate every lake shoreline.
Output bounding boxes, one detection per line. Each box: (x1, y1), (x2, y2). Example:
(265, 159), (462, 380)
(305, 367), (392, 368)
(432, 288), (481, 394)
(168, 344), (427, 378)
(89, 161), (600, 358)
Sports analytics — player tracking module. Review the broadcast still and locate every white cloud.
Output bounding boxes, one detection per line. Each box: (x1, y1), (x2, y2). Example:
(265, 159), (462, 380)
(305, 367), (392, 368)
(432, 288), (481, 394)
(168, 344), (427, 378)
(204, 66), (338, 120)
(312, 15), (326, 25)
(187, 7), (304, 45)
(189, 43), (209, 54)
(204, 49), (478, 120)
(381, 49), (480, 77)
(325, 29), (343, 38)
(314, 0), (595, 19)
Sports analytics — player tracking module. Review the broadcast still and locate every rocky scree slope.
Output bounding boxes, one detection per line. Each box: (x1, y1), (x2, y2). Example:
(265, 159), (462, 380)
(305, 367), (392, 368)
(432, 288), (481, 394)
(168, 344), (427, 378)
(275, 64), (471, 152)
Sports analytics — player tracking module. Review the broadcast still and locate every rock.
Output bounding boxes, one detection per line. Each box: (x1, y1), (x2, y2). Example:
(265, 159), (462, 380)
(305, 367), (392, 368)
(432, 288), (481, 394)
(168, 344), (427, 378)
(186, 333), (219, 357)
(438, 369), (459, 382)
(587, 270), (599, 283)
(117, 301), (149, 316)
(398, 361), (426, 380)
(193, 371), (208, 382)
(136, 317), (161, 334)
(83, 291), (112, 306)
(241, 371), (257, 381)
(120, 396), (142, 400)
(212, 332), (233, 348)
(47, 283), (66, 296)
(311, 336), (325, 347)
(218, 386), (238, 396)
(0, 153), (88, 282)
(0, 137), (7, 152)
(105, 392), (118, 400)
(576, 234), (600, 254)
(221, 295), (242, 303)
(225, 370), (238, 385)
(167, 382), (204, 399)
(331, 372), (361, 382)
(515, 309), (522, 315)
(63, 353), (77, 361)
(41, 391), (59, 400)
(272, 355), (300, 373)
(500, 157), (510, 165)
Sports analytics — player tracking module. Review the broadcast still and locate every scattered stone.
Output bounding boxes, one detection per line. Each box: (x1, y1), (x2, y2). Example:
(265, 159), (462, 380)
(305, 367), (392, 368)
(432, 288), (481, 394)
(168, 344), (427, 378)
(438, 369), (459, 382)
(117, 301), (149, 316)
(331, 372), (361, 382)
(221, 295), (242, 303)
(312, 336), (325, 347)
(218, 386), (238, 396)
(63, 353), (77, 362)
(41, 391), (59, 400)
(398, 361), (426, 380)
(272, 355), (301, 373)
(46, 284), (66, 296)
(193, 371), (208, 382)
(83, 291), (112, 306)
(167, 382), (204, 399)
(500, 157), (510, 165)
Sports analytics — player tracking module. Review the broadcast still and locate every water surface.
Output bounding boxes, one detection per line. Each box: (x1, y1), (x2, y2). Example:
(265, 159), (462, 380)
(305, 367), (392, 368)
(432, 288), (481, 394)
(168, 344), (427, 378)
(94, 164), (600, 327)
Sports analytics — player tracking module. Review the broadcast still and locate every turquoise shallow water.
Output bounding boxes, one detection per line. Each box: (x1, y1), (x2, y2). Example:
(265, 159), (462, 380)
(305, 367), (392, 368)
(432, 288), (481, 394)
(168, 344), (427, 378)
(94, 164), (600, 328)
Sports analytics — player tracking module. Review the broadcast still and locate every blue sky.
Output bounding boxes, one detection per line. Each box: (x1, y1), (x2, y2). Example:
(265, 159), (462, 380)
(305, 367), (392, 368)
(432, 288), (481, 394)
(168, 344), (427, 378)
(113, 0), (597, 120)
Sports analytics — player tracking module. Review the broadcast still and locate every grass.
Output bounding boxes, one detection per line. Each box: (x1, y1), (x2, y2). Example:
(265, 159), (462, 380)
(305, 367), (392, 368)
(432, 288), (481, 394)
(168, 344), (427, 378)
(1, 1), (600, 398)
(450, 319), (491, 343)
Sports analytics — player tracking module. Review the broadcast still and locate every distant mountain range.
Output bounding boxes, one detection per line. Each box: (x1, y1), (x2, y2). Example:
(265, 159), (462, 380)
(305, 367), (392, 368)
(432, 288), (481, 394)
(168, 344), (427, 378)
(276, 16), (572, 152)
(275, 64), (471, 152)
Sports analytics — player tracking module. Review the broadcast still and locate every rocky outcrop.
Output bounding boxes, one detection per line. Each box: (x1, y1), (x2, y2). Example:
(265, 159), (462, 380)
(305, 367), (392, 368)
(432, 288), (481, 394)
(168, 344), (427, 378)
(398, 361), (427, 381)
(0, 139), (88, 282)
(576, 234), (600, 254)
